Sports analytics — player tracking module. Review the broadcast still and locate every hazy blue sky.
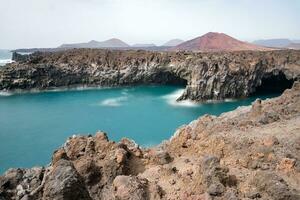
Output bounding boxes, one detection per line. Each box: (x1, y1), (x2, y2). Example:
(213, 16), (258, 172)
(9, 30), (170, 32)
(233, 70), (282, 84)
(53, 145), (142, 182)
(0, 0), (299, 49)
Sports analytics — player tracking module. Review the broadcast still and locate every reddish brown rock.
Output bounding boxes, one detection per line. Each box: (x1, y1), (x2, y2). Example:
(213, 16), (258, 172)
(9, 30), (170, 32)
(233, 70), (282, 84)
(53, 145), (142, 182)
(277, 158), (296, 172)
(263, 136), (279, 147)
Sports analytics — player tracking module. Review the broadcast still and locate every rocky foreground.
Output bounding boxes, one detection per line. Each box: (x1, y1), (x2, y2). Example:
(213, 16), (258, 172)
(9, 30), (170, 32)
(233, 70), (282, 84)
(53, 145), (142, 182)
(1, 49), (300, 101)
(1, 81), (300, 199)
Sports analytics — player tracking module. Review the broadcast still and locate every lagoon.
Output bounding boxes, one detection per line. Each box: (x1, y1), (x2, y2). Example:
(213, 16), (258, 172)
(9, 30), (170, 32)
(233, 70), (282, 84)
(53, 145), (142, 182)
(0, 86), (279, 173)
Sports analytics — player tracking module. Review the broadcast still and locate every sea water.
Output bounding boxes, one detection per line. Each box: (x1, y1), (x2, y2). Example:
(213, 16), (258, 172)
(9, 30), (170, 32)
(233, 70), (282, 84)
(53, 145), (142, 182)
(0, 86), (279, 173)
(0, 49), (13, 66)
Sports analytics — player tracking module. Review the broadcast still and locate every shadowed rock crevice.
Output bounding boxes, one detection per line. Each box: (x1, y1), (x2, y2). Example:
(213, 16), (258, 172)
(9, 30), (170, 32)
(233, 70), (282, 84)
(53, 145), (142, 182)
(149, 70), (188, 86)
(253, 71), (294, 95)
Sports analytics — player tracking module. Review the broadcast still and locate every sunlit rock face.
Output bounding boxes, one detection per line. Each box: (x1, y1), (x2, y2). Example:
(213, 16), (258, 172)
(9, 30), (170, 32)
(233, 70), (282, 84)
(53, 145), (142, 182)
(1, 49), (300, 101)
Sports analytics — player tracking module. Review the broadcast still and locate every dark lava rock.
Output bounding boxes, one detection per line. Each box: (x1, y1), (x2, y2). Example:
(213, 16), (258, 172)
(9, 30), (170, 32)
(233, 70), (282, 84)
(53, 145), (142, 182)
(1, 49), (299, 101)
(42, 159), (92, 200)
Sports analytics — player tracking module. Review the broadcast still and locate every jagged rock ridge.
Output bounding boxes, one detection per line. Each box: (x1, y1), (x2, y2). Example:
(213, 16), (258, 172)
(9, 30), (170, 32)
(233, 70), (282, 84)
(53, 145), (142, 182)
(1, 49), (300, 101)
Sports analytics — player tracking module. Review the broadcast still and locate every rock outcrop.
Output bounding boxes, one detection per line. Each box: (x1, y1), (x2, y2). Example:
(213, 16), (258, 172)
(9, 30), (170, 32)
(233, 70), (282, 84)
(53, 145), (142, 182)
(1, 81), (300, 200)
(1, 49), (300, 101)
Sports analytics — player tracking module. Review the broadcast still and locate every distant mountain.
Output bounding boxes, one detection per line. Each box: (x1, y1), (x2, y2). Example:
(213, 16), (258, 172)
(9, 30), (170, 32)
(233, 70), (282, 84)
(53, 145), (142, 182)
(163, 39), (184, 47)
(59, 38), (130, 49)
(171, 32), (269, 52)
(132, 44), (156, 47)
(253, 39), (292, 48)
(253, 38), (300, 49)
(286, 43), (300, 50)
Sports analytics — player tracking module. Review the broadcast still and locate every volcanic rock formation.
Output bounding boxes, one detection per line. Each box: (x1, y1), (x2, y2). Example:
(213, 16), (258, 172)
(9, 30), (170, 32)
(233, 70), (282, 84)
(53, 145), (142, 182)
(1, 81), (300, 200)
(171, 32), (270, 52)
(1, 49), (300, 101)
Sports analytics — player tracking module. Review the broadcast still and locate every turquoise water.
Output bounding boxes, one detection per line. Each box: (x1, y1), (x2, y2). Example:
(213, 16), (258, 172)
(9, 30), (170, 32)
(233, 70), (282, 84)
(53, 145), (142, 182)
(0, 86), (279, 174)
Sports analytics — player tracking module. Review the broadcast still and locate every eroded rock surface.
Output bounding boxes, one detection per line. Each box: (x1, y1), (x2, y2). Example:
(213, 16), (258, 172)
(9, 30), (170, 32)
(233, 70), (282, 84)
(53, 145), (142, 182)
(1, 81), (300, 199)
(1, 49), (300, 101)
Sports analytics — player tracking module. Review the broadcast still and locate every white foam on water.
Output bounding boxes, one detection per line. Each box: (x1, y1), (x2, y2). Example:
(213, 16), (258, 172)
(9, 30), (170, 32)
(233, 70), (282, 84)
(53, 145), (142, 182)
(162, 89), (199, 107)
(0, 59), (14, 66)
(99, 96), (128, 107)
(205, 98), (238, 103)
(121, 88), (129, 95)
(0, 91), (13, 96)
(30, 85), (108, 93)
(224, 98), (237, 102)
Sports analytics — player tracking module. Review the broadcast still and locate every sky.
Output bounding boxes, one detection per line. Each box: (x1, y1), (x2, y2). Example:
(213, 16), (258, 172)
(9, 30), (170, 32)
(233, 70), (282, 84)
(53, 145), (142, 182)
(0, 0), (299, 49)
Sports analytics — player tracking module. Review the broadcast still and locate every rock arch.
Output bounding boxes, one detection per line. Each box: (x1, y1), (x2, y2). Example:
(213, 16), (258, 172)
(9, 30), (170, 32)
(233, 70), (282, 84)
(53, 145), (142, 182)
(253, 71), (294, 95)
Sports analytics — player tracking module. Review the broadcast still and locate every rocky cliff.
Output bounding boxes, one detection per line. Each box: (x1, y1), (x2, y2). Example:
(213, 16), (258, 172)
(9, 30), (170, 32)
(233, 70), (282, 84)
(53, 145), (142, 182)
(1, 49), (300, 101)
(1, 81), (299, 200)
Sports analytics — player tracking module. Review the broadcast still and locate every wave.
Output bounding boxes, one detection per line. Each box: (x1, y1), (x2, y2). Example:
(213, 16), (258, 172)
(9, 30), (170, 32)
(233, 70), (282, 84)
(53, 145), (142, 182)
(0, 91), (13, 96)
(206, 98), (238, 103)
(224, 98), (237, 102)
(0, 59), (13, 66)
(121, 88), (129, 95)
(99, 96), (128, 107)
(162, 89), (199, 107)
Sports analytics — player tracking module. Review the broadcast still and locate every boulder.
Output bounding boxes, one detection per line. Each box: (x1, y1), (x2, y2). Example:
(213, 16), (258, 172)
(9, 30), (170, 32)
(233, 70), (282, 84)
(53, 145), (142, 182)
(42, 159), (92, 200)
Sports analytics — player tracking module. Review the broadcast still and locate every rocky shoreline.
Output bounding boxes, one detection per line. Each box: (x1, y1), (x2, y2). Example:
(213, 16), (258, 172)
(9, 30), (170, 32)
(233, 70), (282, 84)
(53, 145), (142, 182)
(1, 49), (300, 101)
(1, 49), (300, 199)
(1, 81), (299, 200)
